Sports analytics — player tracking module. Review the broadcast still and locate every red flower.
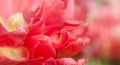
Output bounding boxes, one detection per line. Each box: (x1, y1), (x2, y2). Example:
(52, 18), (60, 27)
(23, 0), (89, 58)
(0, 0), (89, 65)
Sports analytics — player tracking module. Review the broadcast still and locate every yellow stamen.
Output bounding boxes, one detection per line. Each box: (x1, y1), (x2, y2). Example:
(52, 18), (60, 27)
(8, 13), (27, 32)
(0, 46), (28, 61)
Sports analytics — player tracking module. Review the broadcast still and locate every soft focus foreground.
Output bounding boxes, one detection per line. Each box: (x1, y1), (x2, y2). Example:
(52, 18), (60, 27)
(0, 0), (89, 65)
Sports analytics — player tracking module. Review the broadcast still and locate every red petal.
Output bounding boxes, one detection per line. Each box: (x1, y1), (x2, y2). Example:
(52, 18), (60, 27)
(0, 30), (26, 47)
(57, 37), (90, 57)
(0, 24), (7, 36)
(33, 0), (64, 26)
(24, 35), (57, 60)
(51, 29), (69, 48)
(27, 20), (45, 38)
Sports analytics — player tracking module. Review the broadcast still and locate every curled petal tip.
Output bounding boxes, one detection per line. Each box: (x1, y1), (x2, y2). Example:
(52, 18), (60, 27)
(51, 29), (69, 48)
(77, 58), (87, 65)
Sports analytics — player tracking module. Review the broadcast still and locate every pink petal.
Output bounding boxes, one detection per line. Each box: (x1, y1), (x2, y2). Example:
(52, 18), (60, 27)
(0, 0), (33, 21)
(77, 58), (87, 65)
(43, 58), (86, 65)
